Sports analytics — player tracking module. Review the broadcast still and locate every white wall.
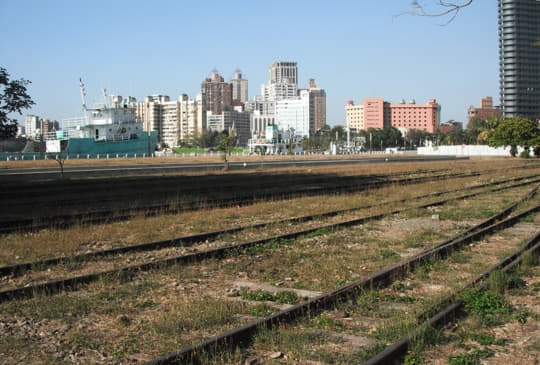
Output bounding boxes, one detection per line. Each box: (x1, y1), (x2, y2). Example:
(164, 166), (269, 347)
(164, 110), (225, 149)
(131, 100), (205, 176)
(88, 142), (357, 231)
(417, 145), (531, 157)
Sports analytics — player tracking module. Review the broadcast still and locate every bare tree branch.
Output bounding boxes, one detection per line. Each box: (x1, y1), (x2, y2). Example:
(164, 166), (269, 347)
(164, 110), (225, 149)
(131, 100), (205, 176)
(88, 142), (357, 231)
(394, 1), (474, 26)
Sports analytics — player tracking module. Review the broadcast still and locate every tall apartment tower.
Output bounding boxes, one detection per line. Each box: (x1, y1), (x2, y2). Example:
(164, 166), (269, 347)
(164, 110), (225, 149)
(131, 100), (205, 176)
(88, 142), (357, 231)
(268, 61), (297, 85)
(201, 69), (233, 115)
(25, 115), (40, 139)
(230, 69), (248, 103)
(498, 0), (540, 121)
(307, 78), (327, 132)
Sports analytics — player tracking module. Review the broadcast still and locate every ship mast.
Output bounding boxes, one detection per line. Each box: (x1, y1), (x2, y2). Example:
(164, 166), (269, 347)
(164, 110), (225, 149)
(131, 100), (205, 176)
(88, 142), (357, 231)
(79, 78), (89, 124)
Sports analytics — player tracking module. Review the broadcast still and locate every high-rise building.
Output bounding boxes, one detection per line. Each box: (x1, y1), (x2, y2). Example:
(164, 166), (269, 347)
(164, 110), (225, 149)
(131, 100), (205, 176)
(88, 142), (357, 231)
(201, 69), (233, 115)
(161, 100), (180, 148)
(275, 90), (311, 137)
(178, 93), (205, 142)
(307, 78), (326, 132)
(25, 115), (40, 139)
(137, 95), (169, 145)
(268, 61), (297, 85)
(498, 0), (540, 120)
(230, 69), (248, 103)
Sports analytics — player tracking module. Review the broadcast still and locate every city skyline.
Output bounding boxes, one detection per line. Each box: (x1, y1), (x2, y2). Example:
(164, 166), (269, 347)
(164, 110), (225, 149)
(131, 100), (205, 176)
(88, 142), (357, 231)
(1, 1), (499, 126)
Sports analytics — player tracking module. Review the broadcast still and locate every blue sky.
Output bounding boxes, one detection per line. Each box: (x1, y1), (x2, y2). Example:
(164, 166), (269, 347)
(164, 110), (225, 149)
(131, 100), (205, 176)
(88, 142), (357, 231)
(1, 0), (499, 126)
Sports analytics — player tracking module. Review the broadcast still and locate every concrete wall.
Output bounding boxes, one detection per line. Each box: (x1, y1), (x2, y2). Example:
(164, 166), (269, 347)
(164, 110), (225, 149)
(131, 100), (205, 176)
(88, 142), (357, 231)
(417, 145), (531, 157)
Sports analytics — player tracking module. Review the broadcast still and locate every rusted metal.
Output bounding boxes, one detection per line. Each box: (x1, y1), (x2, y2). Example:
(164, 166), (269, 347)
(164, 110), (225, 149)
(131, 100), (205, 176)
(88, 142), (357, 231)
(142, 205), (540, 365)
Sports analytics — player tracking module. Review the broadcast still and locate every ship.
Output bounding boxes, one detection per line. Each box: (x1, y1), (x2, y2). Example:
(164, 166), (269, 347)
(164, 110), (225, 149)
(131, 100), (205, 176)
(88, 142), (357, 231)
(45, 79), (157, 157)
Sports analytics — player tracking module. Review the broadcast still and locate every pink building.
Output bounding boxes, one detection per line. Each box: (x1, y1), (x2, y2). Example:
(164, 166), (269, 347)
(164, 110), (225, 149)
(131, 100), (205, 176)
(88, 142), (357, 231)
(363, 97), (385, 130)
(389, 99), (440, 133)
(346, 98), (441, 133)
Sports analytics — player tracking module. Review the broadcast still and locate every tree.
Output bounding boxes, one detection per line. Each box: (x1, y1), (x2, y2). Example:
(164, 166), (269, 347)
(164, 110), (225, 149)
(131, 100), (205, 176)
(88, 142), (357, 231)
(217, 131), (236, 171)
(0, 68), (35, 139)
(489, 117), (540, 157)
(397, 1), (474, 25)
(191, 129), (219, 148)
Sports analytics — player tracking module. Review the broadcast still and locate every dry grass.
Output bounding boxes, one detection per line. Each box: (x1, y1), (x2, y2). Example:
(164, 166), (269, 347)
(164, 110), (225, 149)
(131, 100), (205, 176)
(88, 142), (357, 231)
(0, 159), (539, 364)
(0, 159), (537, 266)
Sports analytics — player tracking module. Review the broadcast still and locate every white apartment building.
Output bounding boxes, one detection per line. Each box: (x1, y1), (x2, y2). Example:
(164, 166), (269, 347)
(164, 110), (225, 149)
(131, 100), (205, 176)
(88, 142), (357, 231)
(275, 90), (311, 138)
(262, 83), (298, 104)
(161, 100), (180, 148)
(345, 101), (364, 132)
(25, 114), (40, 139)
(137, 93), (206, 147)
(251, 110), (275, 136)
(178, 93), (206, 142)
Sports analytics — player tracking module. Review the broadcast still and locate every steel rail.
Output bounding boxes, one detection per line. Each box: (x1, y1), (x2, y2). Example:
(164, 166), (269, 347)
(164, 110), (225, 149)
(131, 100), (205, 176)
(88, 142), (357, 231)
(142, 204), (540, 365)
(1, 174), (537, 278)
(362, 231), (540, 365)
(0, 181), (537, 303)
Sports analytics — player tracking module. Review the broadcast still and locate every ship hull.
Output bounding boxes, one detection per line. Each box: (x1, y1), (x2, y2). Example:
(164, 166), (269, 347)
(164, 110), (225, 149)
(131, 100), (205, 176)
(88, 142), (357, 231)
(65, 131), (157, 157)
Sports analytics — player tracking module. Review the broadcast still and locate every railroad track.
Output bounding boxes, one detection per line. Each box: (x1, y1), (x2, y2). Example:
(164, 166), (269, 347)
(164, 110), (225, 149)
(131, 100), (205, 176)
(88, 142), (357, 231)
(1, 169), (538, 364)
(1, 173), (539, 279)
(363, 231), (540, 364)
(2, 166), (538, 234)
(0, 177), (537, 304)
(142, 194), (540, 364)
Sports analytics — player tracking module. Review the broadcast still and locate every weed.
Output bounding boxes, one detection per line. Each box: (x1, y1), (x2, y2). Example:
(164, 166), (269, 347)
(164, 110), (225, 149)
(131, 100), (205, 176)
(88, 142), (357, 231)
(471, 332), (505, 346)
(241, 289), (274, 302)
(310, 314), (342, 330)
(448, 349), (494, 365)
(448, 251), (470, 264)
(379, 248), (399, 260)
(134, 299), (156, 309)
(513, 308), (533, 324)
(519, 215), (534, 223)
(304, 227), (331, 238)
(275, 290), (298, 304)
(409, 325), (445, 355)
(404, 352), (424, 365)
(461, 288), (511, 325)
(248, 304), (276, 317)
(487, 270), (526, 295)
(521, 252), (539, 268)
(480, 209), (497, 218)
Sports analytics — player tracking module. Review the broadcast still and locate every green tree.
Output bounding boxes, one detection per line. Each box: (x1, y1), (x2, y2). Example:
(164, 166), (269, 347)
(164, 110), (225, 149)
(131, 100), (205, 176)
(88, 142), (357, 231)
(405, 129), (433, 147)
(466, 116), (487, 144)
(489, 117), (540, 157)
(0, 68), (35, 139)
(330, 125), (345, 141)
(442, 128), (468, 145)
(217, 131), (236, 170)
(191, 129), (219, 148)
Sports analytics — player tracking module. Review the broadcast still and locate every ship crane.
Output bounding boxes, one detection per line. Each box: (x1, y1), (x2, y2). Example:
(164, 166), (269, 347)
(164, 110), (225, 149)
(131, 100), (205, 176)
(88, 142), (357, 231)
(79, 78), (89, 124)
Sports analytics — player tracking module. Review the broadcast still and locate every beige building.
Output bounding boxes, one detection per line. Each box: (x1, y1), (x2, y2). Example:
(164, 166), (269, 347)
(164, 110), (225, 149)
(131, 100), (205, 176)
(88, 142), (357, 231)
(230, 69), (248, 103)
(161, 100), (180, 148)
(345, 101), (364, 132)
(137, 94), (206, 148)
(178, 93), (206, 142)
